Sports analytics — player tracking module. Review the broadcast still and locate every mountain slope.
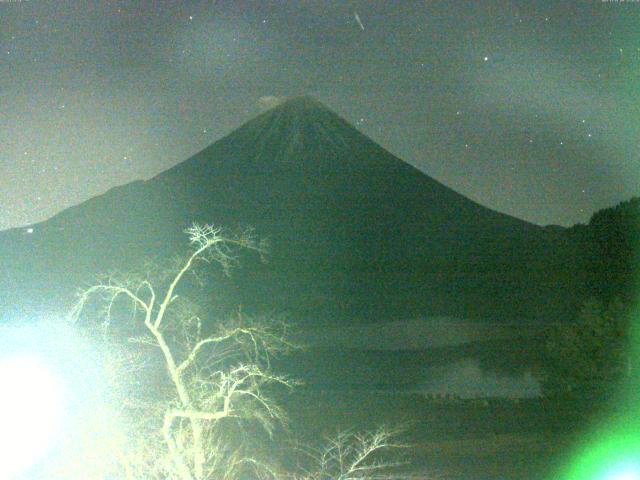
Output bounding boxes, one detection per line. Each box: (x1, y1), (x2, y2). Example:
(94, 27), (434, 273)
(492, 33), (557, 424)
(0, 96), (582, 323)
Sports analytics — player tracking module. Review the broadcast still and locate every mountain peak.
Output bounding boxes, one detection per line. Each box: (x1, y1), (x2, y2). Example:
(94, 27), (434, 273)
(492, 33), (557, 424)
(273, 95), (327, 111)
(261, 95), (336, 120)
(219, 94), (356, 164)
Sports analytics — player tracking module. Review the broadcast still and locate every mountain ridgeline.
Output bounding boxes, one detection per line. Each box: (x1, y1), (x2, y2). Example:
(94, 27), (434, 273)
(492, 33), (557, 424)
(0, 97), (615, 323)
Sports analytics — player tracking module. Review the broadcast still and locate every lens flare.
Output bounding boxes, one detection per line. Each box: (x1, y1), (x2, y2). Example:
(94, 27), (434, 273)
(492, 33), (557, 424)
(603, 462), (640, 480)
(554, 298), (640, 480)
(0, 355), (65, 479)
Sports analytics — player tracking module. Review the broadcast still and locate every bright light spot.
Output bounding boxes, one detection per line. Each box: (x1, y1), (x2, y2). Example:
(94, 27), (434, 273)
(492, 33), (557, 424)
(609, 472), (640, 480)
(604, 469), (640, 480)
(0, 356), (65, 479)
(602, 461), (640, 480)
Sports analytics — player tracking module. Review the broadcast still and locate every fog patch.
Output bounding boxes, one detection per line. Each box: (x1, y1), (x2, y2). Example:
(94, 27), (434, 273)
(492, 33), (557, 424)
(420, 358), (540, 399)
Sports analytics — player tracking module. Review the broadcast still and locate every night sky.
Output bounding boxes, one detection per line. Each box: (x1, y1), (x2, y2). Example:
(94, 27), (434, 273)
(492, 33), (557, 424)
(2, 0), (638, 230)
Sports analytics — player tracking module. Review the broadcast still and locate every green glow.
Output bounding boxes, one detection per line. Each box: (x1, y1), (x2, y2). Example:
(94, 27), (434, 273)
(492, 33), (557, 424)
(557, 424), (640, 479)
(555, 302), (640, 479)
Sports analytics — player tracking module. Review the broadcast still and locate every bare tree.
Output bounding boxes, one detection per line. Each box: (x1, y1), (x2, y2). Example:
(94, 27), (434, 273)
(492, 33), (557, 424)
(65, 223), (416, 480)
(69, 224), (293, 480)
(290, 427), (416, 480)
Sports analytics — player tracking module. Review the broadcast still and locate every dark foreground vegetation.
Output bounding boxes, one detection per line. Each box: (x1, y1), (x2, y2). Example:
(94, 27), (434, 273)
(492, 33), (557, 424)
(17, 193), (638, 479)
(279, 388), (608, 480)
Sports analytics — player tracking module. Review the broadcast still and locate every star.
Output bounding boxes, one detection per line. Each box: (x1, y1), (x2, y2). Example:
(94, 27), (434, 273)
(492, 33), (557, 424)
(483, 56), (489, 62)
